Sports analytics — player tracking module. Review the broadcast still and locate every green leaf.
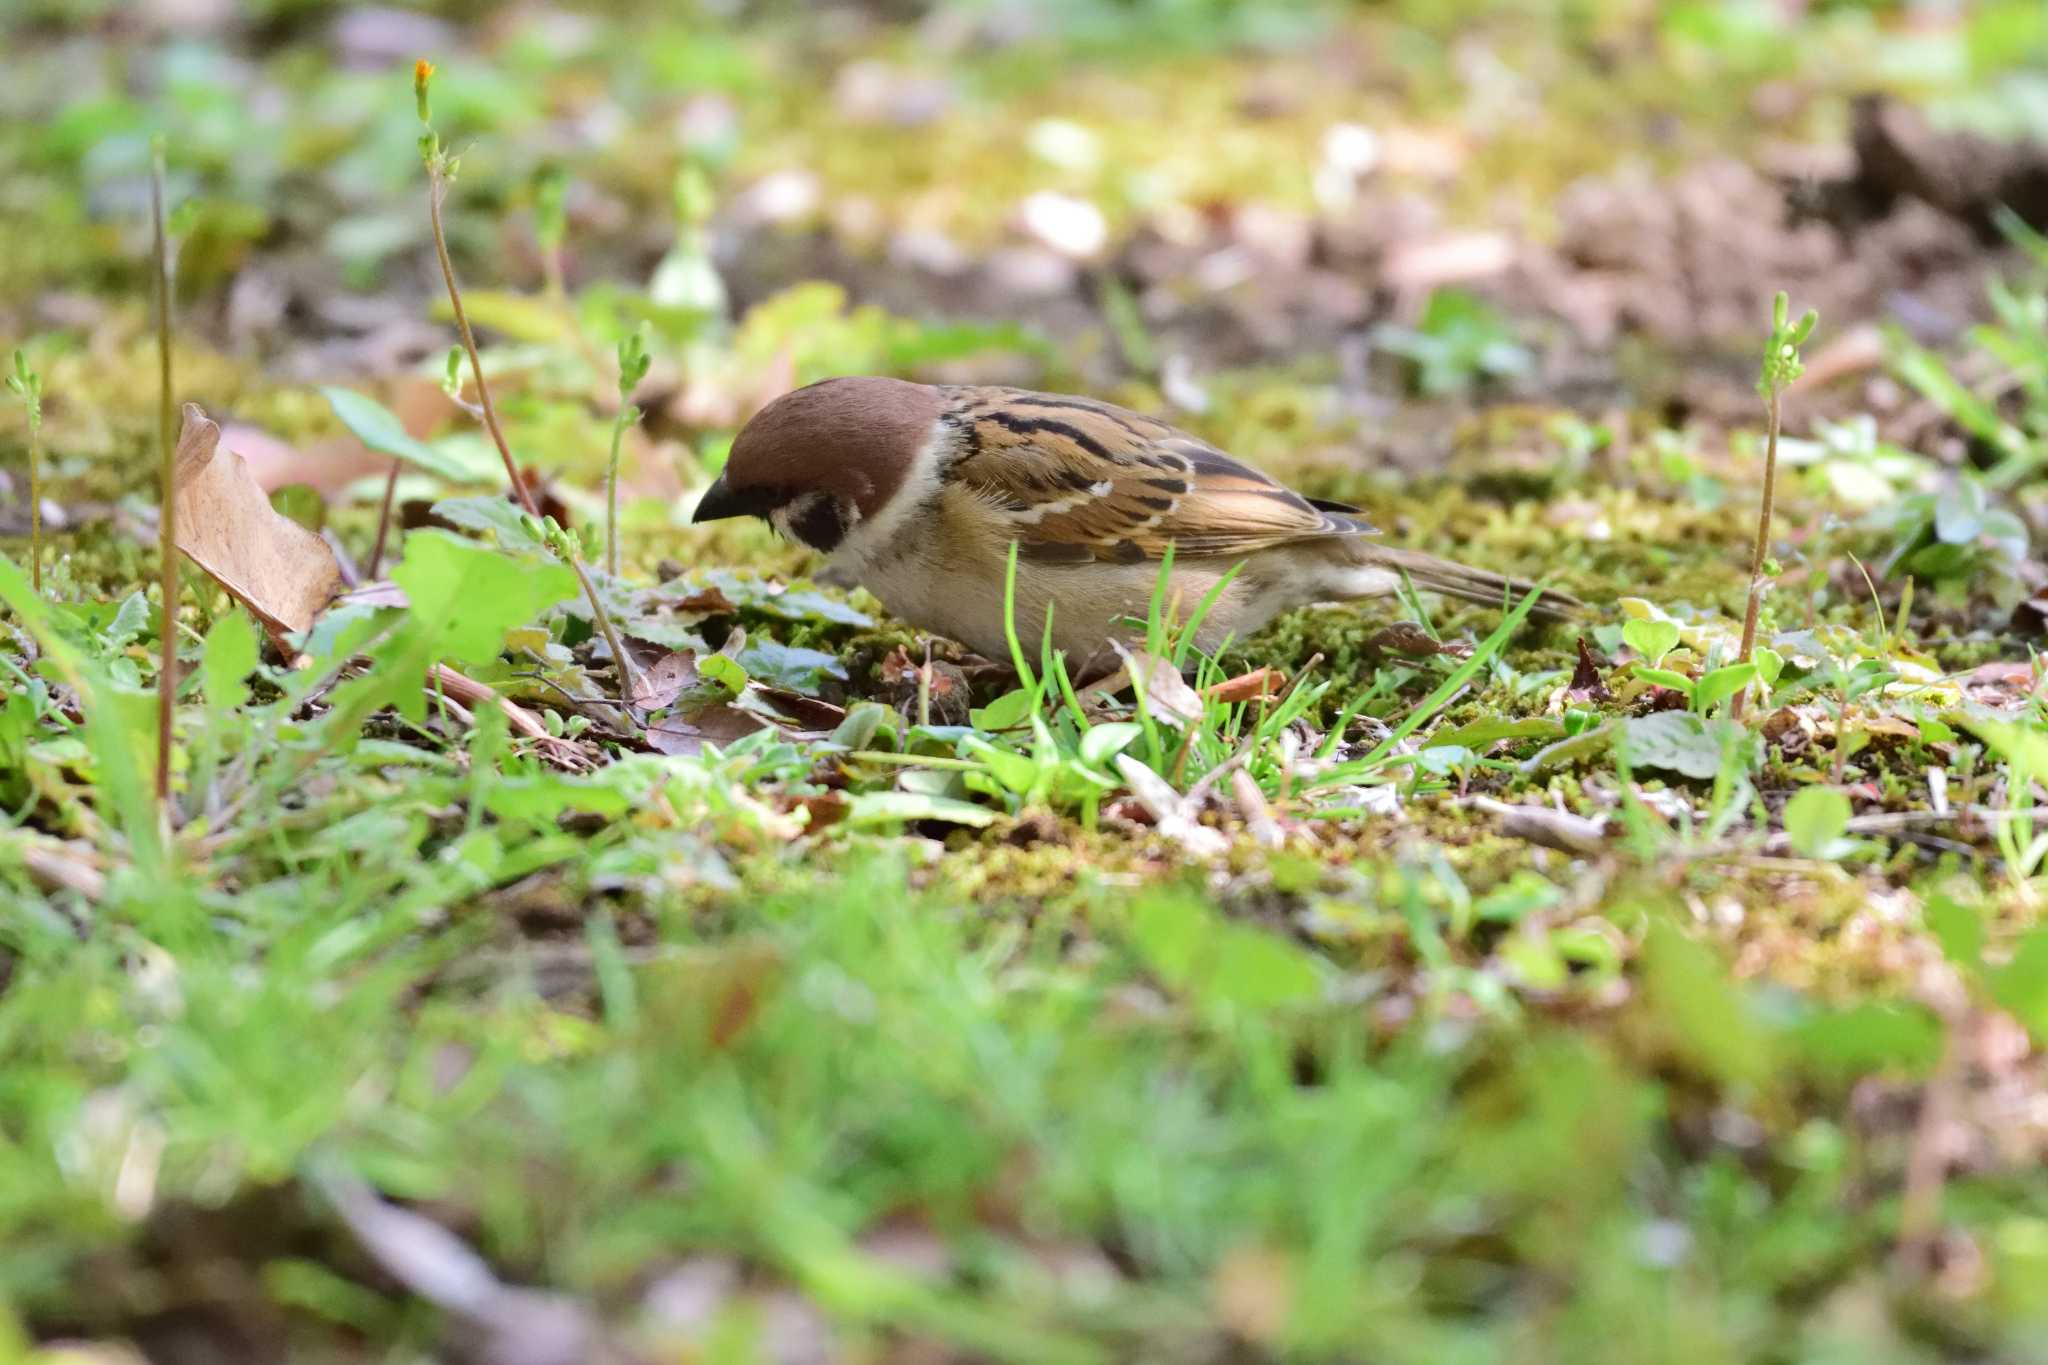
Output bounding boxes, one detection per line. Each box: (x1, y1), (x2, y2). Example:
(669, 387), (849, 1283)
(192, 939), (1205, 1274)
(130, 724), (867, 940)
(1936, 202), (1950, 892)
(1794, 1001), (1941, 1080)
(1993, 929), (2048, 1045)
(1431, 716), (1566, 750)
(845, 791), (997, 827)
(1079, 721), (1142, 766)
(971, 688), (1037, 731)
(1782, 786), (1851, 858)
(486, 775), (632, 822)
(1692, 662), (1757, 714)
(430, 496), (545, 551)
(322, 387), (473, 481)
(961, 735), (1040, 794)
(1622, 618), (1680, 666)
(201, 610), (258, 713)
(0, 555), (164, 873)
(1642, 918), (1777, 1087)
(1634, 667), (1694, 696)
(1619, 711), (1751, 781)
(1925, 893), (1984, 971)
(438, 289), (571, 344)
(1130, 889), (1323, 1009)
(391, 530), (578, 667)
(736, 639), (845, 690)
(698, 653), (749, 694)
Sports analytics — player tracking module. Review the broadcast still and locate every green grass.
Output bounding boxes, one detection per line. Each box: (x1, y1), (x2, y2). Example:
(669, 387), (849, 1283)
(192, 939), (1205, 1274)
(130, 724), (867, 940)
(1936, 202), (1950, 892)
(7, 1), (2048, 1360)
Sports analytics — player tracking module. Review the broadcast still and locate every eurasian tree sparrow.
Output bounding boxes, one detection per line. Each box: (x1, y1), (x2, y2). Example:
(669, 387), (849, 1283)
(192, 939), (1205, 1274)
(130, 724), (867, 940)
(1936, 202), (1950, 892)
(693, 377), (1577, 671)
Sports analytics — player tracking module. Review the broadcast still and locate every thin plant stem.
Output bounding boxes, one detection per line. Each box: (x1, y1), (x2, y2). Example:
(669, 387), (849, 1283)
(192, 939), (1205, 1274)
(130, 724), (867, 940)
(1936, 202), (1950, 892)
(424, 164), (640, 714)
(1731, 385), (1780, 720)
(428, 173), (535, 520)
(151, 140), (177, 808)
(368, 458), (401, 578)
(21, 402), (41, 598)
(605, 412), (626, 577)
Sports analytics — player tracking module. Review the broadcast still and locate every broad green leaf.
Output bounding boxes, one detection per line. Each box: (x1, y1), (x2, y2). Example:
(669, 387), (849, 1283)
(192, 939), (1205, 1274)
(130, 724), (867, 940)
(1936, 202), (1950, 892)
(430, 495), (544, 551)
(1130, 890), (1322, 1009)
(1079, 721), (1142, 767)
(971, 688), (1037, 731)
(1432, 716), (1565, 750)
(961, 735), (1040, 794)
(1642, 918), (1777, 1087)
(737, 639), (845, 689)
(1794, 1001), (1942, 1080)
(1925, 894), (1984, 971)
(845, 791), (997, 827)
(201, 610), (258, 713)
(1992, 929), (2048, 1045)
(391, 530), (578, 667)
(698, 653), (749, 694)
(1692, 662), (1757, 714)
(1619, 710), (1751, 781)
(485, 775), (632, 822)
(437, 289), (570, 343)
(322, 387), (472, 481)
(1782, 786), (1851, 859)
(1634, 667), (1695, 696)
(1622, 618), (1680, 666)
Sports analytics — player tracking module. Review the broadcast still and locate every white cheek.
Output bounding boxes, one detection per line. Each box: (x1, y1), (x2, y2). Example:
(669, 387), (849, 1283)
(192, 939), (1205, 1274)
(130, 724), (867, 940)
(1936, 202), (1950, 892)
(828, 417), (948, 570)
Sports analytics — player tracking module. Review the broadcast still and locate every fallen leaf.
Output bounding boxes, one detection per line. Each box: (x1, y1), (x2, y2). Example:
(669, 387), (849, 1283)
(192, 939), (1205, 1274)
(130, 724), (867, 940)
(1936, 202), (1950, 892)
(738, 686), (847, 731)
(1565, 636), (1613, 702)
(1114, 753), (1227, 855)
(1472, 796), (1612, 855)
(646, 703), (768, 756)
(173, 404), (346, 649)
(1206, 667), (1285, 704)
(670, 586), (739, 615)
(1364, 622), (1472, 659)
(1118, 647), (1207, 727)
(631, 650), (702, 711)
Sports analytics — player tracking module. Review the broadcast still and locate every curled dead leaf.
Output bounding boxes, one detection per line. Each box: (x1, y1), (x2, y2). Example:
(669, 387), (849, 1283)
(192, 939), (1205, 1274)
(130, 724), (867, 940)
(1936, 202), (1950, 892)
(1206, 667), (1286, 704)
(1565, 637), (1613, 703)
(1364, 622), (1471, 659)
(173, 404), (345, 649)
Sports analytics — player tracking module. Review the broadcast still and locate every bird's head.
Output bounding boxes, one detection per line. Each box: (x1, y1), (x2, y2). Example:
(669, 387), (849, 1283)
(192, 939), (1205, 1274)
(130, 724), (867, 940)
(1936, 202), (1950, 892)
(690, 375), (944, 553)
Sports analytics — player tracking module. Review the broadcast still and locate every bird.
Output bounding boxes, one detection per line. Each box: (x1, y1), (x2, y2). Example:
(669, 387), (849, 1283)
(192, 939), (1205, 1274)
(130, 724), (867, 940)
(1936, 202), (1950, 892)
(692, 376), (1578, 673)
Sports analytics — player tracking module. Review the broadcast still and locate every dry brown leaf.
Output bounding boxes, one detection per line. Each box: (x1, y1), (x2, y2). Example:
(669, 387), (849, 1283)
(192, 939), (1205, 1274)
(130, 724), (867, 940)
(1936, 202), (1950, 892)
(173, 403), (345, 648)
(1206, 667), (1285, 704)
(1364, 622), (1471, 659)
(1119, 647), (1207, 727)
(1565, 636), (1613, 703)
(646, 704), (769, 757)
(631, 650), (703, 711)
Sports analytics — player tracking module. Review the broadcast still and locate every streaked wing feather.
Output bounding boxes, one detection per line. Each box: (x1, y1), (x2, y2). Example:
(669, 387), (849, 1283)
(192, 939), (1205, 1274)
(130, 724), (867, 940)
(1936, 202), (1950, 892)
(944, 388), (1372, 562)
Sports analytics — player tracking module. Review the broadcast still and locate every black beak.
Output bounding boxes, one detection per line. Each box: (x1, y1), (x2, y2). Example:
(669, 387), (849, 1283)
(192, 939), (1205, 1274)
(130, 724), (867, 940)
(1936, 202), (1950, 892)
(692, 475), (785, 524)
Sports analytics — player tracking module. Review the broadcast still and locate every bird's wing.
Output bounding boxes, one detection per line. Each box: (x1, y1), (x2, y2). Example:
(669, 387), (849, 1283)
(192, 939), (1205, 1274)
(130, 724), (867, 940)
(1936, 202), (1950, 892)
(940, 387), (1374, 563)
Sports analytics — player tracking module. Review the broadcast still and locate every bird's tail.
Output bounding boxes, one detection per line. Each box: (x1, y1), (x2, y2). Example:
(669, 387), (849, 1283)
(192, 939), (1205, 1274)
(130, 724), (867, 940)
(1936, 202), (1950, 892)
(1368, 546), (1583, 621)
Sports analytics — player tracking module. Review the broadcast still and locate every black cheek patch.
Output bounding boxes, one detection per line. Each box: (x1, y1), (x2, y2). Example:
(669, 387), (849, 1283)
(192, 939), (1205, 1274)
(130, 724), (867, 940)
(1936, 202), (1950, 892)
(789, 496), (850, 552)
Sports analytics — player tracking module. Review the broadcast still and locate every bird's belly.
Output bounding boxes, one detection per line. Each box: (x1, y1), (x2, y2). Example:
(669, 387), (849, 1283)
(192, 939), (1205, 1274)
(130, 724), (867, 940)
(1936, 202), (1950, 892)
(852, 546), (1301, 672)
